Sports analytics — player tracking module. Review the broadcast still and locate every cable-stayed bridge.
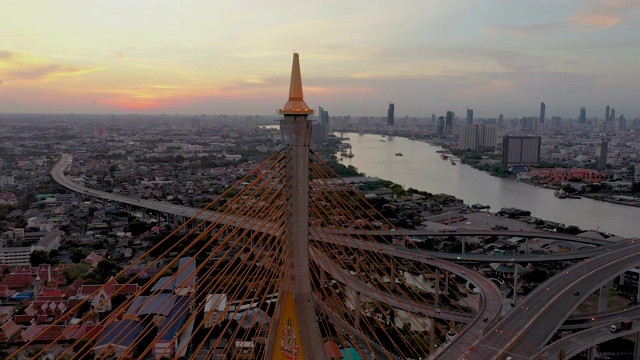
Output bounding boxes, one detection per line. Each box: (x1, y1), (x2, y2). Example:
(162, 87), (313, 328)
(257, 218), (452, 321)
(11, 54), (640, 360)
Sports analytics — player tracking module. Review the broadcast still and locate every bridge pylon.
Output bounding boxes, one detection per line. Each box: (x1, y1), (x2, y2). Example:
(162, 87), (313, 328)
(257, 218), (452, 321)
(264, 53), (324, 360)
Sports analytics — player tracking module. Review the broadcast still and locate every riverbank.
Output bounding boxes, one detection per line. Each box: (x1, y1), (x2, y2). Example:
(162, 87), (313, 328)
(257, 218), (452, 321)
(335, 132), (640, 236)
(581, 193), (640, 208)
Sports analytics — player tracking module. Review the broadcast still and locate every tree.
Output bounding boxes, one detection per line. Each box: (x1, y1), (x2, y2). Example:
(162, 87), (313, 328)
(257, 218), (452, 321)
(63, 263), (91, 284)
(29, 250), (49, 267)
(71, 248), (91, 263)
(564, 225), (582, 235)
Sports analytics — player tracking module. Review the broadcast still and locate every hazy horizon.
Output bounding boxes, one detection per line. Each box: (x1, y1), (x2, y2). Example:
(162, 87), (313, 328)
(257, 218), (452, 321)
(2, 0), (640, 119)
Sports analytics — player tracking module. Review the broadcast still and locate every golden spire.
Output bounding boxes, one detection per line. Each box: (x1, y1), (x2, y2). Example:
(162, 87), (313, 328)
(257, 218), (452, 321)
(279, 53), (314, 115)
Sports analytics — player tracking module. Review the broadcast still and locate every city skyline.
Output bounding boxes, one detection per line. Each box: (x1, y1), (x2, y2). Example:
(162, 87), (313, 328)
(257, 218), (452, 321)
(1, 0), (640, 117)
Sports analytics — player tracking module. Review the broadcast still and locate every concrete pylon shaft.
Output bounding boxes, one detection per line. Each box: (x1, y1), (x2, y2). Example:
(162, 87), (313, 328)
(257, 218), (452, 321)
(284, 115), (324, 359)
(265, 53), (323, 360)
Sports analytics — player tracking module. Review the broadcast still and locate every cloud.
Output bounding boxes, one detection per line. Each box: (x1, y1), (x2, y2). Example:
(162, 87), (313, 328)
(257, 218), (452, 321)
(485, 23), (566, 37)
(571, 0), (640, 29)
(0, 49), (102, 82)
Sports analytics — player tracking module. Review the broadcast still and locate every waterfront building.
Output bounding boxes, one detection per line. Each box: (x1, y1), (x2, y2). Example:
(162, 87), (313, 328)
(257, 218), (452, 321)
(502, 136), (541, 166)
(459, 125), (497, 151)
(437, 116), (445, 135)
(387, 102), (395, 126)
(596, 140), (608, 171)
(445, 111), (454, 135)
(318, 106), (329, 125)
(311, 123), (328, 143)
(531, 168), (606, 184)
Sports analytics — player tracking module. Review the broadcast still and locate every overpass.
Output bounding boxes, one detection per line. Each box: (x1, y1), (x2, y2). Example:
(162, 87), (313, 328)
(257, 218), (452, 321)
(345, 228), (619, 247)
(450, 241), (640, 359)
(535, 321), (640, 359)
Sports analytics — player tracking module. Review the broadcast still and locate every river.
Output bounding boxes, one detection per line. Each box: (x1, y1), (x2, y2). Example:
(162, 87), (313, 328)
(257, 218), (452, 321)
(337, 133), (640, 237)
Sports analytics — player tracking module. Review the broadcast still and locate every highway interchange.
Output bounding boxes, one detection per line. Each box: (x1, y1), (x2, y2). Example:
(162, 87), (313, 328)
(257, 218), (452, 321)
(52, 154), (640, 359)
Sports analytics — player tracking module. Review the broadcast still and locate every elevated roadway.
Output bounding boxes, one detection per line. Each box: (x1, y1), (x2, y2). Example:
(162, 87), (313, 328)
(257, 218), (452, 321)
(451, 241), (640, 360)
(345, 228), (619, 247)
(535, 321), (640, 359)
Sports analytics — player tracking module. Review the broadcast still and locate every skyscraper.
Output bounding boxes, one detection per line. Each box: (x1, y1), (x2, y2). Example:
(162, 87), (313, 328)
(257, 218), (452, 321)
(437, 116), (445, 135)
(605, 105), (610, 129)
(522, 117), (534, 131)
(579, 107), (586, 124)
(502, 136), (541, 166)
(387, 102), (395, 126)
(596, 140), (608, 170)
(459, 125), (497, 151)
(498, 114), (504, 126)
(610, 108), (616, 124)
(445, 111), (454, 135)
(619, 114), (626, 131)
(318, 106), (329, 125)
(539, 102), (546, 128)
(466, 108), (474, 125)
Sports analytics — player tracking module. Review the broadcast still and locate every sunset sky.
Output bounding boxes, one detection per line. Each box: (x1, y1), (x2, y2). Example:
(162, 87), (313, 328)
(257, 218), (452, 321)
(1, 0), (640, 118)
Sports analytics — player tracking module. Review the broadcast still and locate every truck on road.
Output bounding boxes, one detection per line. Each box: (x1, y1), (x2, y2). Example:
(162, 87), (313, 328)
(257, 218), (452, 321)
(611, 320), (632, 333)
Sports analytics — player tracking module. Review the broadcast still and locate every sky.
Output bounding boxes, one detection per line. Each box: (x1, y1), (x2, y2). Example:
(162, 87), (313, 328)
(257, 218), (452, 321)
(1, 0), (640, 119)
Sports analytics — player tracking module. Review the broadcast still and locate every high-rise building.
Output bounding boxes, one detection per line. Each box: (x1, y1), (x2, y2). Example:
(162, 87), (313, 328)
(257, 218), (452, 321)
(311, 123), (328, 143)
(596, 140), (608, 170)
(431, 114), (436, 123)
(502, 136), (541, 166)
(579, 107), (586, 124)
(552, 116), (562, 127)
(459, 125), (497, 151)
(466, 108), (474, 125)
(610, 108), (616, 123)
(498, 114), (504, 126)
(539, 102), (546, 128)
(318, 106), (329, 125)
(619, 115), (626, 131)
(437, 116), (445, 135)
(522, 117), (535, 131)
(387, 102), (395, 126)
(605, 105), (610, 129)
(445, 111), (454, 135)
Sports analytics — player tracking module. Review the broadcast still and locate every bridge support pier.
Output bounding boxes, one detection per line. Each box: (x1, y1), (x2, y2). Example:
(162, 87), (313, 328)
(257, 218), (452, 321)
(429, 318), (435, 354)
(513, 265), (518, 305)
(633, 331), (640, 360)
(435, 268), (441, 306)
(390, 258), (396, 290)
(445, 271), (449, 294)
(598, 281), (610, 313)
(586, 346), (596, 360)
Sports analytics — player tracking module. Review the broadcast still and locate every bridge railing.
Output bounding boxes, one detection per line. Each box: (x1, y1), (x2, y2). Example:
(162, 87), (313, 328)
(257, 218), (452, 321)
(566, 303), (640, 320)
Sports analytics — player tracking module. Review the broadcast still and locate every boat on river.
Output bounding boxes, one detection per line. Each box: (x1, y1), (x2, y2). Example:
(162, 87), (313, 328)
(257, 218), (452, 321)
(441, 154), (449, 160)
(395, 152), (403, 156)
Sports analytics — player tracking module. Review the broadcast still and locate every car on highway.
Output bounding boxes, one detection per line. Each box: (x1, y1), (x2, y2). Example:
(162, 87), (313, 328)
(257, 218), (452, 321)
(573, 291), (580, 296)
